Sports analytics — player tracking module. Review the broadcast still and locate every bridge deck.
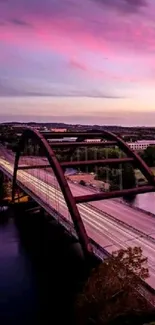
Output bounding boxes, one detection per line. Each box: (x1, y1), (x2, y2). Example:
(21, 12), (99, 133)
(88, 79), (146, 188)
(1, 158), (155, 290)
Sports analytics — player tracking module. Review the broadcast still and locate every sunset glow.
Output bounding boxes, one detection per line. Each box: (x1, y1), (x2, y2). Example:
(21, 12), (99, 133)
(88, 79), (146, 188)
(0, 0), (155, 125)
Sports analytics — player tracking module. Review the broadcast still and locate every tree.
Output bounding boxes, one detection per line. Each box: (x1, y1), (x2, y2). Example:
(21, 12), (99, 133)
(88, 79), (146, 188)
(0, 172), (9, 200)
(79, 180), (86, 186)
(96, 167), (120, 185)
(76, 247), (151, 325)
(142, 146), (155, 167)
(96, 167), (108, 181)
(122, 163), (136, 189)
(110, 183), (120, 191)
(96, 163), (136, 194)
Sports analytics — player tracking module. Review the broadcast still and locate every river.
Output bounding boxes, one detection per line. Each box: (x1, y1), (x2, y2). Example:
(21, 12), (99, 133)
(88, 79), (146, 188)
(0, 217), (38, 324)
(127, 192), (155, 215)
(0, 210), (86, 325)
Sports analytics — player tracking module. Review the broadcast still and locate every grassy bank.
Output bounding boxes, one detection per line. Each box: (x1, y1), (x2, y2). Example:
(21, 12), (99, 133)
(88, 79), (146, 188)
(135, 167), (155, 180)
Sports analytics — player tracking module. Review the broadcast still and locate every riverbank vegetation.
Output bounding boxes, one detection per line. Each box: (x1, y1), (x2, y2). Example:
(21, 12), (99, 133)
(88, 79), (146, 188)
(139, 147), (155, 168)
(76, 247), (155, 325)
(0, 172), (12, 202)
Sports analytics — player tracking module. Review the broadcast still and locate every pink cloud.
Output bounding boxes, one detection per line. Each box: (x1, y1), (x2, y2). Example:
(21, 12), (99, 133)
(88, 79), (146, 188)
(68, 57), (146, 84)
(0, 21), (153, 85)
(0, 0), (155, 59)
(1, 0), (155, 96)
(1, 0), (155, 57)
(69, 59), (89, 72)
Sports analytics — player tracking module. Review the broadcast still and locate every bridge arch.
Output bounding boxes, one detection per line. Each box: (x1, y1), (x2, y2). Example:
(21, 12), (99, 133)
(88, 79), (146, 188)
(12, 128), (155, 258)
(12, 128), (92, 258)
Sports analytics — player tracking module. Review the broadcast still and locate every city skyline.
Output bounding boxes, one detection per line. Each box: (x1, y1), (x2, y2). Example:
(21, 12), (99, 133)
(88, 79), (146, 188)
(0, 0), (155, 125)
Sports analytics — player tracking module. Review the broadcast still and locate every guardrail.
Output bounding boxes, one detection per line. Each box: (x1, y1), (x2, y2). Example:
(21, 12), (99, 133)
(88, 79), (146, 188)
(114, 197), (155, 219)
(86, 202), (155, 244)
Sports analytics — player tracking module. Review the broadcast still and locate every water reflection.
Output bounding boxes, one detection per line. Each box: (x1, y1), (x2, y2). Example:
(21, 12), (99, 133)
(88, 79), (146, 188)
(0, 218), (38, 324)
(0, 211), (87, 325)
(132, 192), (155, 215)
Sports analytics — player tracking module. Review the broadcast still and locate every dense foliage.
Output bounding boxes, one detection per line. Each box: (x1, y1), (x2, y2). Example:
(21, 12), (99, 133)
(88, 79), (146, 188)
(0, 172), (11, 200)
(95, 162), (136, 191)
(140, 147), (155, 167)
(76, 247), (154, 325)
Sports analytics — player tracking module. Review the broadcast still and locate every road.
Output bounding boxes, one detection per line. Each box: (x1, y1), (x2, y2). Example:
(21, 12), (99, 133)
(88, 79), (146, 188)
(27, 168), (155, 238)
(0, 157), (155, 288)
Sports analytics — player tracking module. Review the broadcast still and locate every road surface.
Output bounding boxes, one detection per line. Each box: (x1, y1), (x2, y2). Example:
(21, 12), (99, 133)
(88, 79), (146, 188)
(27, 168), (155, 238)
(0, 158), (155, 288)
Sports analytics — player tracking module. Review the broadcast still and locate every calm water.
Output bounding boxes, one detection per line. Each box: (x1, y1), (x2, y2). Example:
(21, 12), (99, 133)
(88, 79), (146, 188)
(0, 217), (38, 324)
(0, 211), (87, 325)
(129, 192), (155, 215)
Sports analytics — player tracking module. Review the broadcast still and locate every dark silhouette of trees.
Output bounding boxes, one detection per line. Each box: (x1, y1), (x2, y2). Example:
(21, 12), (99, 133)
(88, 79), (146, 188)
(0, 173), (5, 200)
(76, 247), (152, 325)
(79, 180), (86, 186)
(122, 163), (136, 189)
(0, 172), (10, 200)
(140, 146), (155, 167)
(95, 163), (136, 192)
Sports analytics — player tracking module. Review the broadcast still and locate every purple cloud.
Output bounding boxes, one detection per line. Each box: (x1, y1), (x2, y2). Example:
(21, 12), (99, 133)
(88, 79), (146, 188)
(9, 18), (32, 27)
(0, 0), (155, 126)
(95, 0), (147, 13)
(0, 76), (122, 98)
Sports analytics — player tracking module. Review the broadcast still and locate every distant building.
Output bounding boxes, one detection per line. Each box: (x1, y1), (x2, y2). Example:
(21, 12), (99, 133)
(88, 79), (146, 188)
(127, 140), (155, 151)
(85, 139), (101, 143)
(51, 128), (67, 132)
(48, 137), (77, 143)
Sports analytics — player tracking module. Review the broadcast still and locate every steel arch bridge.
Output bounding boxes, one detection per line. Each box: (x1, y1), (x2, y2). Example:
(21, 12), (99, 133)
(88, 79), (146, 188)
(12, 128), (155, 258)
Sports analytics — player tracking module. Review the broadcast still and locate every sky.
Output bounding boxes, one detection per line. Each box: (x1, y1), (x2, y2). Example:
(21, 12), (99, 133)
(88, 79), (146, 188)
(0, 0), (155, 125)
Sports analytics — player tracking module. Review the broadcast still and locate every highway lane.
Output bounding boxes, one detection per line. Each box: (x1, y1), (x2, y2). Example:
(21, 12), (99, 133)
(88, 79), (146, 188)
(1, 158), (155, 287)
(28, 168), (155, 239)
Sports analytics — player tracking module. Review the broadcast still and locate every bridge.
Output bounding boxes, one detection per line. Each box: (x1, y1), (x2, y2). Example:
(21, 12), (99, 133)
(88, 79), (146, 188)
(1, 128), (155, 290)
